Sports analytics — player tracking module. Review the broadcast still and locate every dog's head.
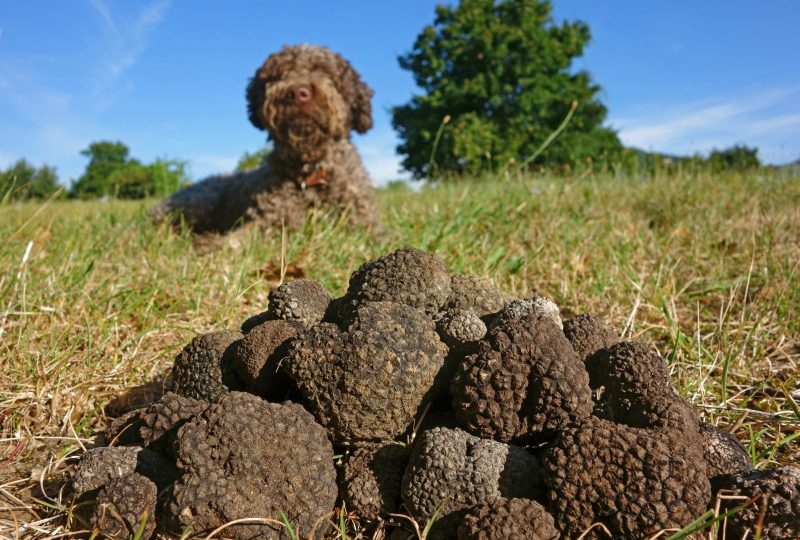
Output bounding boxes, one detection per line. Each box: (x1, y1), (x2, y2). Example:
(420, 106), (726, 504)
(246, 45), (373, 159)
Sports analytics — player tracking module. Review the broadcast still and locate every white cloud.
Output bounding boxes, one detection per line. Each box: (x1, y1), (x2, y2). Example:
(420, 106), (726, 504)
(355, 128), (411, 186)
(188, 154), (239, 179)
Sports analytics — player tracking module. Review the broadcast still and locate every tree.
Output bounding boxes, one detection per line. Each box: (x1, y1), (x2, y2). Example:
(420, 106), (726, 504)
(71, 141), (130, 198)
(708, 144), (760, 172)
(392, 0), (622, 179)
(0, 159), (62, 201)
(235, 146), (272, 172)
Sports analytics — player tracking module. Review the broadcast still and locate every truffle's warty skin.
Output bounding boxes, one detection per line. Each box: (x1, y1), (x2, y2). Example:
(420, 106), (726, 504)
(543, 417), (710, 539)
(490, 296), (562, 330)
(285, 301), (447, 445)
(72, 446), (175, 497)
(443, 274), (510, 318)
(91, 473), (157, 540)
(435, 309), (487, 348)
(268, 279), (332, 326)
(699, 422), (752, 479)
(233, 319), (304, 397)
(171, 330), (243, 402)
(344, 248), (452, 316)
(562, 313), (618, 366)
(711, 466), (800, 540)
(167, 392), (337, 539)
(401, 427), (544, 531)
(458, 497), (560, 540)
(339, 442), (409, 521)
(451, 313), (593, 443)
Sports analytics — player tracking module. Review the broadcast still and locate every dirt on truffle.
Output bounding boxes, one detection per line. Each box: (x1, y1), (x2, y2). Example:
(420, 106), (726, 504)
(339, 442), (409, 521)
(268, 279), (332, 326)
(91, 473), (157, 540)
(443, 274), (511, 318)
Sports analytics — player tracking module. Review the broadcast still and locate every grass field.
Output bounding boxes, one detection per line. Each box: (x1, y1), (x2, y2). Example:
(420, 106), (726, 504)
(1, 170), (799, 538)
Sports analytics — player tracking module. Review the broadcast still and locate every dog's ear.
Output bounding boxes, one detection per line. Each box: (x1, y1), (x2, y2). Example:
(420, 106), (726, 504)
(246, 68), (268, 131)
(336, 55), (373, 134)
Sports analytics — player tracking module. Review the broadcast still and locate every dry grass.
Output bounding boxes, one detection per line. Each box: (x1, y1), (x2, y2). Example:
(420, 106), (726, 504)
(1, 170), (798, 538)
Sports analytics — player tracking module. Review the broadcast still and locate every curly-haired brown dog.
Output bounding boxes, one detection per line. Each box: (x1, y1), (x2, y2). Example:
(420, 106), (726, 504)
(151, 45), (377, 233)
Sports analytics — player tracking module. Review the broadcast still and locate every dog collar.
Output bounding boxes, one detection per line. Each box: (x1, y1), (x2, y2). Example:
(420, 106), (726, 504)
(298, 168), (330, 190)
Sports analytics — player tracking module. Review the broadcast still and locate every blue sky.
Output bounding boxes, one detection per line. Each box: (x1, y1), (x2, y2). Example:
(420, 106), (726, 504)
(1, 1), (799, 186)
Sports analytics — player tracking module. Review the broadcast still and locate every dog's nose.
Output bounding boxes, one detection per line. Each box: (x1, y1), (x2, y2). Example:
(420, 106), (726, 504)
(296, 86), (312, 103)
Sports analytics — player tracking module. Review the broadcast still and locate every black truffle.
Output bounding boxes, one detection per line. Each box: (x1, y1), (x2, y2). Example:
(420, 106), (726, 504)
(458, 497), (559, 540)
(451, 313), (593, 443)
(435, 309), (487, 348)
(699, 421), (752, 479)
(171, 330), (243, 402)
(344, 248), (451, 316)
(72, 446), (175, 497)
(562, 313), (618, 366)
(232, 319), (304, 397)
(91, 473), (157, 540)
(711, 466), (799, 540)
(443, 274), (510, 318)
(402, 427), (544, 537)
(167, 392), (337, 539)
(285, 301), (447, 445)
(339, 442), (409, 521)
(542, 416), (710, 539)
(268, 279), (332, 326)
(490, 296), (562, 330)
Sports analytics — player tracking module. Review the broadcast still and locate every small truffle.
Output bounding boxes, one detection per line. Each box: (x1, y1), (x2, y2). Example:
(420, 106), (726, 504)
(233, 319), (304, 397)
(699, 422), (752, 479)
(711, 466), (799, 540)
(451, 313), (593, 443)
(167, 392), (337, 539)
(490, 296), (562, 330)
(72, 446), (175, 497)
(443, 274), (510, 318)
(402, 427), (544, 537)
(339, 442), (410, 521)
(138, 392), (208, 455)
(344, 248), (451, 316)
(435, 309), (487, 348)
(268, 279), (332, 326)
(171, 330), (243, 402)
(543, 417), (710, 539)
(562, 313), (618, 366)
(91, 473), (157, 540)
(458, 498), (559, 540)
(285, 301), (447, 445)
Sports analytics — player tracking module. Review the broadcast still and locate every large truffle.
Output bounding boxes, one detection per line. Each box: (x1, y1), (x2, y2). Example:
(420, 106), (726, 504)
(711, 466), (799, 540)
(343, 248), (451, 316)
(458, 497), (559, 540)
(167, 392), (337, 539)
(402, 427), (544, 537)
(543, 417), (710, 539)
(268, 279), (331, 326)
(699, 421), (752, 479)
(233, 319), (304, 398)
(339, 442), (409, 521)
(562, 313), (618, 365)
(443, 274), (510, 318)
(490, 296), (562, 330)
(72, 446), (175, 497)
(285, 301), (447, 445)
(451, 313), (593, 443)
(91, 473), (157, 540)
(171, 330), (243, 402)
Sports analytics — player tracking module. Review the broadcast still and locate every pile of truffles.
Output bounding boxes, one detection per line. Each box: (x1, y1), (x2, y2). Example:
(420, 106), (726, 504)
(72, 248), (799, 539)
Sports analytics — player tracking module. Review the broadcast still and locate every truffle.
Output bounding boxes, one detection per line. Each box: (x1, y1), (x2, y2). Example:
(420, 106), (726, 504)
(402, 427), (544, 537)
(285, 301), (447, 445)
(451, 313), (593, 443)
(167, 391), (337, 539)
(343, 248), (451, 316)
(699, 422), (752, 479)
(339, 442), (410, 521)
(562, 313), (618, 366)
(171, 330), (243, 402)
(72, 446), (176, 497)
(435, 309), (487, 348)
(443, 274), (510, 318)
(458, 498), (559, 540)
(233, 319), (304, 397)
(711, 466), (799, 540)
(543, 417), (710, 539)
(268, 279), (332, 326)
(490, 296), (562, 330)
(91, 473), (157, 540)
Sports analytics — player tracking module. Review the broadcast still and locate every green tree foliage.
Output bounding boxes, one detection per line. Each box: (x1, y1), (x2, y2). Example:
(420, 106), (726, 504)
(0, 159), (62, 202)
(70, 141), (190, 199)
(708, 144), (760, 172)
(392, 0), (622, 179)
(235, 146), (272, 172)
